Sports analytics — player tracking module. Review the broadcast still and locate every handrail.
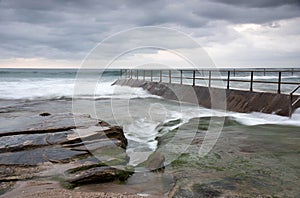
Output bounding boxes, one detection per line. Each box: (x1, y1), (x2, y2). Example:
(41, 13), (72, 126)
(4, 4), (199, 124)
(122, 68), (299, 94)
(289, 84), (300, 117)
(290, 84), (300, 95)
(121, 68), (300, 72)
(159, 75), (299, 85)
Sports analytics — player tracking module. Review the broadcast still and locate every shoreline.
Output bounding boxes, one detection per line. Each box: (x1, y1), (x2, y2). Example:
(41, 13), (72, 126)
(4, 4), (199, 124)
(1, 98), (300, 197)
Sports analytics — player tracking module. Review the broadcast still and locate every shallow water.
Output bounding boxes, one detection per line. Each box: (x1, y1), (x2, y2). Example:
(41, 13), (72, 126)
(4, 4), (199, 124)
(77, 171), (173, 197)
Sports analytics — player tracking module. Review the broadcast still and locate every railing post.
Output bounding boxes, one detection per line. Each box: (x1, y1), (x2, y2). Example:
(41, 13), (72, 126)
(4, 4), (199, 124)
(130, 70), (132, 79)
(227, 71), (230, 89)
(208, 71), (211, 88)
(250, 71), (254, 92)
(160, 70), (162, 82)
(180, 70), (183, 85)
(137, 70), (139, 80)
(192, 70), (196, 86)
(143, 70), (145, 81)
(289, 93), (293, 118)
(169, 70), (171, 83)
(263, 68), (266, 76)
(150, 70), (153, 82)
(233, 69), (236, 77)
(292, 68), (294, 76)
(277, 71), (281, 94)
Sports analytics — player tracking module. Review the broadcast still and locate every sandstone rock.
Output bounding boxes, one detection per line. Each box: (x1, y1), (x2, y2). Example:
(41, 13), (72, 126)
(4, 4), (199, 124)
(0, 148), (88, 166)
(65, 166), (134, 186)
(145, 152), (165, 171)
(0, 112), (131, 190)
(103, 126), (128, 149)
(0, 133), (48, 153)
(70, 139), (123, 152)
(0, 113), (97, 137)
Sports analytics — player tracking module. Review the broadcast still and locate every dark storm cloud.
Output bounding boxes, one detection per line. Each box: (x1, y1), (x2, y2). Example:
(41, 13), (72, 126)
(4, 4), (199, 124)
(0, 0), (119, 59)
(0, 0), (299, 62)
(193, 2), (300, 24)
(211, 0), (300, 8)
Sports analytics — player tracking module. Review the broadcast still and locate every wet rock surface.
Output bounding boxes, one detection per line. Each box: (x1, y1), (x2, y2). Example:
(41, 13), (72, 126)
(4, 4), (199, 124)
(0, 147), (88, 166)
(142, 151), (165, 171)
(0, 101), (132, 195)
(65, 166), (134, 186)
(161, 117), (300, 197)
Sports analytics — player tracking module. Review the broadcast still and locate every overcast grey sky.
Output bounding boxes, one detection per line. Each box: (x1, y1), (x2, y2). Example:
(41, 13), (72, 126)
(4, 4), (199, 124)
(0, 0), (300, 68)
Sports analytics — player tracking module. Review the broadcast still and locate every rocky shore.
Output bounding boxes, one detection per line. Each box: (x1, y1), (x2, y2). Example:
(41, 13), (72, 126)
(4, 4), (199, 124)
(0, 99), (138, 197)
(1, 98), (299, 197)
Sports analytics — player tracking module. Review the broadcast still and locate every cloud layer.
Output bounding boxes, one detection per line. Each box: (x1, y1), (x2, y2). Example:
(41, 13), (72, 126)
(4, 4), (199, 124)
(0, 0), (299, 68)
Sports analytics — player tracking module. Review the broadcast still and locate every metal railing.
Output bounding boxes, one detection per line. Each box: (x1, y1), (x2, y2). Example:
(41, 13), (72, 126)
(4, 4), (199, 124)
(120, 68), (300, 94)
(289, 84), (300, 117)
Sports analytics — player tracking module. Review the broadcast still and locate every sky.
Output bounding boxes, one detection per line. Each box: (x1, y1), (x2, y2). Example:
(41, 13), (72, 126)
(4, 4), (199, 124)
(0, 0), (300, 68)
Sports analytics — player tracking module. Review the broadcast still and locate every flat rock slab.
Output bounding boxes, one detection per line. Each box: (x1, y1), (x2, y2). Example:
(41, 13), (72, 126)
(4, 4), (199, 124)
(0, 147), (88, 166)
(0, 112), (131, 191)
(46, 131), (73, 145)
(0, 133), (49, 153)
(70, 139), (122, 152)
(65, 166), (133, 186)
(0, 113), (100, 136)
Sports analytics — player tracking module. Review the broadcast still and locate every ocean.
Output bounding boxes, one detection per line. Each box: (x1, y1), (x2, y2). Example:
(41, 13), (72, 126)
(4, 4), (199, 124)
(1, 68), (300, 196)
(1, 68), (299, 100)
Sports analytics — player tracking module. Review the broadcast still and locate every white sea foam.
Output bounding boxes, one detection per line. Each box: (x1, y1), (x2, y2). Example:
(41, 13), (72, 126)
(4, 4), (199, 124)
(170, 106), (300, 127)
(0, 78), (75, 99)
(228, 108), (300, 127)
(159, 104), (300, 128)
(95, 83), (161, 99)
(0, 78), (158, 100)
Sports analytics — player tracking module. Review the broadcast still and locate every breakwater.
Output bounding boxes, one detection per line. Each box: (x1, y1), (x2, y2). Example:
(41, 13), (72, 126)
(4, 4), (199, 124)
(114, 78), (300, 116)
